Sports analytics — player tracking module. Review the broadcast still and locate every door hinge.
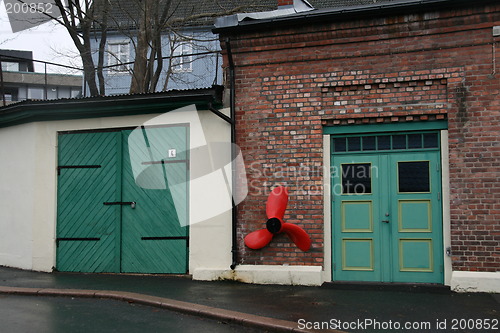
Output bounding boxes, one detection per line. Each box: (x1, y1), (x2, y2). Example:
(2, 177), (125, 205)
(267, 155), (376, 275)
(333, 263), (336, 271)
(438, 192), (441, 201)
(104, 201), (136, 209)
(56, 237), (100, 247)
(57, 165), (101, 176)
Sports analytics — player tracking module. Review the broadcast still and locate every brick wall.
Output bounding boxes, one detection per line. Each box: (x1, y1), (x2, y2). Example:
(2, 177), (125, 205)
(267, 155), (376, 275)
(221, 3), (500, 271)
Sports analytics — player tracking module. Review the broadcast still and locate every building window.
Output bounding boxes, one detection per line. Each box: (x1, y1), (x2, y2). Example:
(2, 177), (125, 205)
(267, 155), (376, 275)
(1, 61), (20, 72)
(71, 88), (81, 98)
(172, 42), (192, 73)
(2, 88), (17, 101)
(28, 87), (44, 100)
(107, 42), (130, 73)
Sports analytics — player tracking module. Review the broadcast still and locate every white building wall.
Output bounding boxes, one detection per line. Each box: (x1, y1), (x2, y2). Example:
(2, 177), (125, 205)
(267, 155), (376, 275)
(0, 123), (36, 270)
(189, 109), (233, 272)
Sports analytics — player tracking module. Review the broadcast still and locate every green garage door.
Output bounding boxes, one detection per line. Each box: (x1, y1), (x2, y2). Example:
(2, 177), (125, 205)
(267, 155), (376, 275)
(56, 126), (189, 274)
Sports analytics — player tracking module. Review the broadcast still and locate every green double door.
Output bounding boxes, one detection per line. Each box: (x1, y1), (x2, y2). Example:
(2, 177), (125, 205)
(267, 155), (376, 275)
(332, 133), (443, 283)
(56, 126), (188, 274)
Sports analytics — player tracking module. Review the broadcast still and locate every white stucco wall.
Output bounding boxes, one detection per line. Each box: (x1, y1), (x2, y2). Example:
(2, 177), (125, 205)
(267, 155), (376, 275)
(0, 123), (37, 270)
(0, 107), (232, 273)
(189, 109), (233, 272)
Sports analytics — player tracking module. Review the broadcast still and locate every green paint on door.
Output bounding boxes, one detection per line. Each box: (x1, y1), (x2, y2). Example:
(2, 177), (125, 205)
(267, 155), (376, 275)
(121, 127), (188, 274)
(56, 126), (189, 274)
(332, 132), (443, 284)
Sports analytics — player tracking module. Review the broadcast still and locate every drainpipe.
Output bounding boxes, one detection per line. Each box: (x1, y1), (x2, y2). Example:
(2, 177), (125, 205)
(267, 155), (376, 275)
(0, 61), (6, 106)
(225, 38), (238, 270)
(207, 39), (238, 270)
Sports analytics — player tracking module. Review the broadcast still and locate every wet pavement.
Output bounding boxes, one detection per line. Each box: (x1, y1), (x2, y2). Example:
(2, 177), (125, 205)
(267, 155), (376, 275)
(0, 266), (499, 332)
(1, 294), (261, 333)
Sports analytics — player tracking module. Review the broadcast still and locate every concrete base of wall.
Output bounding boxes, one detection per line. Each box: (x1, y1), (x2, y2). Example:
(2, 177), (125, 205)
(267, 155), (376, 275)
(451, 271), (500, 293)
(192, 265), (323, 286)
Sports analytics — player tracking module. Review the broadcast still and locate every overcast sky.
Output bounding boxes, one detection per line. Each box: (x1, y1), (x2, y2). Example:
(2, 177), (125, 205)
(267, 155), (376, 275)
(0, 0), (82, 74)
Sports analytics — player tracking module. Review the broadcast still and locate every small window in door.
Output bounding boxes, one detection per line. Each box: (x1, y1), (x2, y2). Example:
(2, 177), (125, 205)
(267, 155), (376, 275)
(423, 133), (439, 148)
(333, 137), (347, 152)
(362, 136), (376, 151)
(398, 161), (430, 192)
(342, 163), (372, 194)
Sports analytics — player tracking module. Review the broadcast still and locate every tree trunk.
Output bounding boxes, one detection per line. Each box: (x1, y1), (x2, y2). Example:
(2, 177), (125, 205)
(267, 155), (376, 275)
(97, 0), (109, 95)
(129, 0), (152, 94)
(54, 0), (101, 96)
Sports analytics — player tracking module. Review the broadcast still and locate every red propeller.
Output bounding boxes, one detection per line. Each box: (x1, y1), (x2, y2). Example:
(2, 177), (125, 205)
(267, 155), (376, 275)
(244, 186), (311, 251)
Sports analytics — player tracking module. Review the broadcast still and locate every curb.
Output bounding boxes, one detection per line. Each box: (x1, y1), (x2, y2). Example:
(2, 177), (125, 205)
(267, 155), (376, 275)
(0, 286), (342, 333)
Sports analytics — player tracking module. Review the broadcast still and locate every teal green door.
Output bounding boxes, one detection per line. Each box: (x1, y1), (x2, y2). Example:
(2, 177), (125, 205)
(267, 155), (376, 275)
(332, 133), (443, 283)
(56, 126), (188, 274)
(56, 132), (122, 272)
(121, 127), (188, 273)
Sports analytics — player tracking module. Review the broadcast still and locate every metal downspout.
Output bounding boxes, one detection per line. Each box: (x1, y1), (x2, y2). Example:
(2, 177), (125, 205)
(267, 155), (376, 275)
(225, 38), (238, 270)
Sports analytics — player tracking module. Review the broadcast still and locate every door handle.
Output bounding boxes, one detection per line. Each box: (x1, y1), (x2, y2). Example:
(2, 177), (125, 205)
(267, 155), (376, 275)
(104, 201), (136, 209)
(382, 212), (390, 223)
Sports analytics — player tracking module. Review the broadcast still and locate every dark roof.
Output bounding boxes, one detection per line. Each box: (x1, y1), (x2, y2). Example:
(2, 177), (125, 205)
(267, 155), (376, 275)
(311, 0), (395, 6)
(94, 0), (275, 30)
(0, 49), (35, 72)
(0, 86), (223, 128)
(214, 0), (496, 33)
(94, 0), (396, 30)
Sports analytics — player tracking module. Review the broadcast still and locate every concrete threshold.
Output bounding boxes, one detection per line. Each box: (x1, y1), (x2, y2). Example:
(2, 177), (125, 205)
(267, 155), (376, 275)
(0, 285), (342, 333)
(322, 281), (451, 294)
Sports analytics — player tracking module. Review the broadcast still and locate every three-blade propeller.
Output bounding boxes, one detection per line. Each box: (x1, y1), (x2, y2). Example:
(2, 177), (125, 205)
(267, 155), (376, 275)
(244, 186), (311, 251)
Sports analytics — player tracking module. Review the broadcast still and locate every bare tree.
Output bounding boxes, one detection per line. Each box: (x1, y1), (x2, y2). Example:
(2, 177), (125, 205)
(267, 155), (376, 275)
(108, 0), (270, 94)
(53, 0), (109, 96)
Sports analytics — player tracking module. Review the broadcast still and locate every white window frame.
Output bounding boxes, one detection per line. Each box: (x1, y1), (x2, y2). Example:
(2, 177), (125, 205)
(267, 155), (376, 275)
(172, 41), (193, 73)
(107, 42), (130, 74)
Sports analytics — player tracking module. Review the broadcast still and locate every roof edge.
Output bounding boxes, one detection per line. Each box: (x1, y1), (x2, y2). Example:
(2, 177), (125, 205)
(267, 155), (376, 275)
(213, 0), (497, 34)
(214, 0), (314, 30)
(0, 86), (224, 129)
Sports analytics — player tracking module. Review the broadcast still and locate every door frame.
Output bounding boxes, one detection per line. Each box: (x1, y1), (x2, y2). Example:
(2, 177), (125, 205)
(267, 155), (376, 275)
(322, 121), (452, 285)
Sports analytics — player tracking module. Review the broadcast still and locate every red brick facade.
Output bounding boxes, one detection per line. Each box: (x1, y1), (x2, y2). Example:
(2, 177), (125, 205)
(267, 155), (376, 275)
(220, 2), (500, 272)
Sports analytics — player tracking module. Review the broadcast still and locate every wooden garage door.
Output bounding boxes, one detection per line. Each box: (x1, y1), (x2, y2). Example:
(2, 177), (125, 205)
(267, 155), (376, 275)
(56, 126), (188, 274)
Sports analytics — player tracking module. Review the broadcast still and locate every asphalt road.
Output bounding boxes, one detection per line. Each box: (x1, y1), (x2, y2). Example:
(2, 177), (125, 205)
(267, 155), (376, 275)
(0, 294), (264, 333)
(1, 267), (499, 332)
